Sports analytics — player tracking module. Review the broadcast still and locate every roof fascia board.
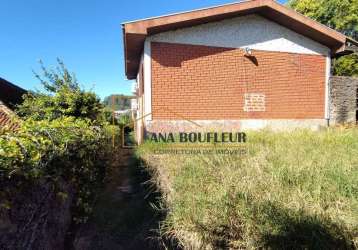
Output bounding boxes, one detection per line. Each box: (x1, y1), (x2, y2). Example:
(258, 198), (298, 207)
(123, 0), (346, 44)
(266, 0), (346, 43)
(123, 0), (264, 35)
(123, 0), (352, 79)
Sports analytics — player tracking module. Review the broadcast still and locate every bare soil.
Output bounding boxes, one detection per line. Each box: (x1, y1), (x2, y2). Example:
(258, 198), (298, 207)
(72, 148), (165, 250)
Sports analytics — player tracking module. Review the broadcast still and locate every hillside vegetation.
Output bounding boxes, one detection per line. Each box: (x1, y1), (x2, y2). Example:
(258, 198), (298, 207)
(103, 94), (133, 110)
(138, 129), (358, 249)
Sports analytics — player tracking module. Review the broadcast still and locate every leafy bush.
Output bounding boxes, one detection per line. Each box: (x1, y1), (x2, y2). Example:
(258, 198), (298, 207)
(118, 113), (132, 129)
(0, 117), (111, 222)
(0, 59), (112, 223)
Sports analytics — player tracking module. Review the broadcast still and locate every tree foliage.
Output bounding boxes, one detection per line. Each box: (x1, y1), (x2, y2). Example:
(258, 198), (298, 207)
(118, 113), (131, 128)
(288, 0), (358, 76)
(17, 59), (104, 122)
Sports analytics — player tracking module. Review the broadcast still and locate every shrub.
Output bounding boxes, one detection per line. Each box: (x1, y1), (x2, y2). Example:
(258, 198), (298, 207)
(0, 60), (112, 223)
(0, 117), (111, 222)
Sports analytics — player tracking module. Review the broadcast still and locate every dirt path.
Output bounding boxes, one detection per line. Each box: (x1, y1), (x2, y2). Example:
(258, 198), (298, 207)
(73, 148), (164, 250)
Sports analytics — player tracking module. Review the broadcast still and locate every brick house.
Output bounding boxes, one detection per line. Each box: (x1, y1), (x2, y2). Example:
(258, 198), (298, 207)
(122, 0), (357, 143)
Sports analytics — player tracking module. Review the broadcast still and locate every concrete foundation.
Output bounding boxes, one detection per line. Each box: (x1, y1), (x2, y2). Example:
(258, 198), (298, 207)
(145, 119), (327, 134)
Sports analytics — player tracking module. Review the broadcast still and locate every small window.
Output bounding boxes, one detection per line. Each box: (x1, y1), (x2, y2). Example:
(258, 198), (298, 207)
(243, 93), (266, 112)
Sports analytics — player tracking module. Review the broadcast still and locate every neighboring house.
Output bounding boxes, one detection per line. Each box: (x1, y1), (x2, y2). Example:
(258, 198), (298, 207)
(114, 109), (131, 119)
(0, 77), (27, 130)
(122, 0), (358, 143)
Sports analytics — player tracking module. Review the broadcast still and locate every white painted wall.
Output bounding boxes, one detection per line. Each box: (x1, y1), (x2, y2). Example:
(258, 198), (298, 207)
(135, 53), (144, 143)
(143, 39), (152, 122)
(325, 56), (332, 121)
(149, 14), (330, 56)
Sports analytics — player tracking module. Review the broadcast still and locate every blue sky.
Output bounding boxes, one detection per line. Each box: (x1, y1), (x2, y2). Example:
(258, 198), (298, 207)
(0, 0), (286, 99)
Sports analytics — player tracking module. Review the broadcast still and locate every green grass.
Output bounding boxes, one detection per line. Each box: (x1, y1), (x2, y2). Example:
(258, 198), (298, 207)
(138, 128), (358, 249)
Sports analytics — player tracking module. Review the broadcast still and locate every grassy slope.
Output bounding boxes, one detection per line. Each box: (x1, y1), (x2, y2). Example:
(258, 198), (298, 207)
(138, 129), (358, 249)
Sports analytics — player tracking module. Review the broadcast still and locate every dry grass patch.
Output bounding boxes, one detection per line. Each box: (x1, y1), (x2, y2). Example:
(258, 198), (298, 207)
(137, 129), (358, 249)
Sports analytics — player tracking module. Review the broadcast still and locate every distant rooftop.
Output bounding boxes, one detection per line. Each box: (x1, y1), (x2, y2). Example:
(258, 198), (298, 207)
(0, 77), (27, 109)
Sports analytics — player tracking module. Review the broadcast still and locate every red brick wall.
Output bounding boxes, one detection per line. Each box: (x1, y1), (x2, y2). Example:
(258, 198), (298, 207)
(151, 42), (326, 120)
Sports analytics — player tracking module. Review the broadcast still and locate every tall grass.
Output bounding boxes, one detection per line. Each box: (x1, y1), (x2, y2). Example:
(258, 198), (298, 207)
(138, 129), (358, 249)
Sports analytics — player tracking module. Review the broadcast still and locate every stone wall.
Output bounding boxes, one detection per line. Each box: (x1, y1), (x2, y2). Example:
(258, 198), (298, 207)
(330, 76), (358, 124)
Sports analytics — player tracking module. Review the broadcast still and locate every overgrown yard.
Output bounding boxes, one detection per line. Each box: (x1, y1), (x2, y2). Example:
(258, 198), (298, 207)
(138, 129), (358, 249)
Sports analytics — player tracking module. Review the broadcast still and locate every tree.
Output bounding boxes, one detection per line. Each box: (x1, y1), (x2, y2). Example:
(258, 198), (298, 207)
(288, 0), (358, 76)
(17, 59), (104, 122)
